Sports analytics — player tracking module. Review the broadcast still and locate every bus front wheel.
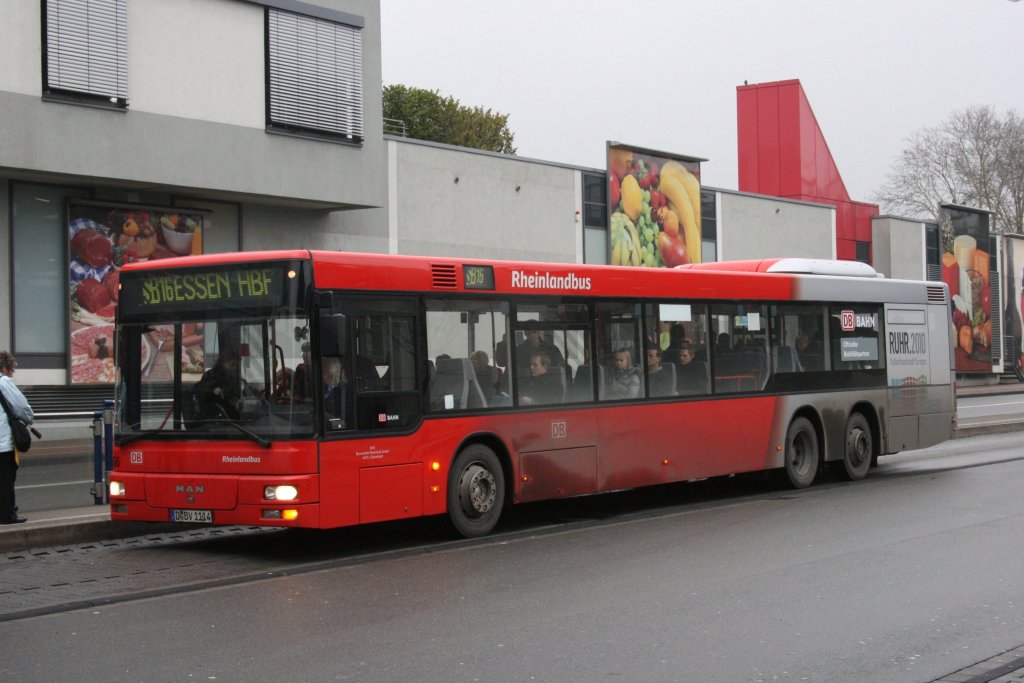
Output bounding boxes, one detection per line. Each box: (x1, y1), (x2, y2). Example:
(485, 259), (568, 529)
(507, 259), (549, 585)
(784, 417), (819, 489)
(833, 413), (872, 481)
(447, 445), (505, 538)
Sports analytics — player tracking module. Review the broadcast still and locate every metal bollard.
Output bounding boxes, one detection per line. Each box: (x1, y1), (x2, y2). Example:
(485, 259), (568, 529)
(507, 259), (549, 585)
(91, 411), (104, 505)
(102, 399), (114, 506)
(103, 399), (114, 472)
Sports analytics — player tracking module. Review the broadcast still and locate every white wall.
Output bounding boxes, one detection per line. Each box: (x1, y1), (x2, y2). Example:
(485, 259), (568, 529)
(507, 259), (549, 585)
(717, 190), (836, 261)
(872, 216), (927, 280)
(0, 0), (41, 95)
(338, 139), (582, 263)
(130, 0), (265, 127)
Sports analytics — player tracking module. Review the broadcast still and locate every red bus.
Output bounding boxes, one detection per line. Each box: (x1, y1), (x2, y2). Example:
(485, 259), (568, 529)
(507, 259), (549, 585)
(109, 251), (955, 536)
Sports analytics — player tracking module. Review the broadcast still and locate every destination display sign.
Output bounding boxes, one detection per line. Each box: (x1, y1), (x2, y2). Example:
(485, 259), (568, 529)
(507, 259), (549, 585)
(119, 261), (304, 320)
(463, 264), (495, 290)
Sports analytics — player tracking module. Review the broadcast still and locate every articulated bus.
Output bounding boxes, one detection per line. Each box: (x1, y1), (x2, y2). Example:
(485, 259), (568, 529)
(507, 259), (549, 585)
(110, 251), (955, 537)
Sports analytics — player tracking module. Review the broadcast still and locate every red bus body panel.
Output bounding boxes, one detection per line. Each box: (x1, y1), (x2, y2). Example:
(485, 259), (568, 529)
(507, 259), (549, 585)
(112, 396), (783, 529)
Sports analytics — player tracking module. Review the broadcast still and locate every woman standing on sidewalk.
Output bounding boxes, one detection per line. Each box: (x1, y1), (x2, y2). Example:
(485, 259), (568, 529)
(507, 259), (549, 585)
(0, 351), (33, 524)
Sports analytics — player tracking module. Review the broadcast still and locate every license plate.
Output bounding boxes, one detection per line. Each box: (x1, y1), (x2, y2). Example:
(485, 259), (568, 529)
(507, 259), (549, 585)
(170, 509), (213, 523)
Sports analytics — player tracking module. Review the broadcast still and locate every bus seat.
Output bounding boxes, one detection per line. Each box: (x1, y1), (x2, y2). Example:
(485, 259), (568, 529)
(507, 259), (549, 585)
(431, 357), (473, 409)
(648, 362), (676, 397)
(474, 363), (501, 402)
(773, 345), (801, 373)
(570, 364), (592, 401)
(464, 362), (489, 409)
(551, 366), (568, 402)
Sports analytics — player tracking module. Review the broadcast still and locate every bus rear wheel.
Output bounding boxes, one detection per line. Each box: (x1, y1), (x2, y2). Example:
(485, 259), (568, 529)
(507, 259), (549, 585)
(447, 445), (505, 538)
(784, 417), (819, 489)
(832, 413), (872, 481)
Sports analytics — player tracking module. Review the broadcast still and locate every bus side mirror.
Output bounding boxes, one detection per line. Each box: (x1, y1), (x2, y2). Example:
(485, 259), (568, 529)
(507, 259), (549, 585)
(315, 291), (334, 309)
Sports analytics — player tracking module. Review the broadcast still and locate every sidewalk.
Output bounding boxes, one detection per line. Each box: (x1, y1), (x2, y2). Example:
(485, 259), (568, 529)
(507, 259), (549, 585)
(3, 380), (1023, 554)
(0, 505), (177, 554)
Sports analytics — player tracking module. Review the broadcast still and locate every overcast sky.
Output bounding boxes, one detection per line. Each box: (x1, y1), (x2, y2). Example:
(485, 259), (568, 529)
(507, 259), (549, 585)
(380, 0), (1022, 202)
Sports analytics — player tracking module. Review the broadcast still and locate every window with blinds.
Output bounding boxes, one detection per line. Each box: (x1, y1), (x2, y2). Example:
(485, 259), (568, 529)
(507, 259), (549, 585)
(266, 8), (364, 143)
(42, 0), (128, 108)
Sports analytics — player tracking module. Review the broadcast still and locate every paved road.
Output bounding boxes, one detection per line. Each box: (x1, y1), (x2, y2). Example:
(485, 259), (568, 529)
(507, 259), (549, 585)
(3, 431), (1024, 682)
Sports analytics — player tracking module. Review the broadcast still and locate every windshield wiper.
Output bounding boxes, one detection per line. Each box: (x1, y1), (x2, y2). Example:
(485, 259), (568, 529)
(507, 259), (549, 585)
(116, 427), (165, 446)
(207, 418), (272, 449)
(116, 419), (271, 448)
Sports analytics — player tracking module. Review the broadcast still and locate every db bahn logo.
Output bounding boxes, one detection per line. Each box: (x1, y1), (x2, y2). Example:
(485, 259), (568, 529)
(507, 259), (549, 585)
(841, 310), (856, 331)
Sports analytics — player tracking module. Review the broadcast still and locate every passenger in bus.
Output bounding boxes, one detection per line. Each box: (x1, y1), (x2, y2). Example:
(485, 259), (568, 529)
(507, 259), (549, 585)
(519, 352), (563, 405)
(292, 343), (313, 401)
(606, 349), (641, 399)
(674, 342), (708, 395)
(322, 356), (347, 425)
(516, 330), (565, 377)
(664, 323), (687, 353)
(796, 331), (825, 370)
(470, 350), (500, 398)
(191, 348), (241, 419)
(272, 366), (294, 403)
(715, 333), (732, 355)
(646, 346), (675, 397)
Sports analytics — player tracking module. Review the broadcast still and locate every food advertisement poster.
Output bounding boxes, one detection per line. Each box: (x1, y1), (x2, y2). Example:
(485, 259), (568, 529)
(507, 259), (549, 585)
(607, 144), (703, 268)
(68, 202), (205, 384)
(1002, 235), (1024, 374)
(939, 204), (991, 374)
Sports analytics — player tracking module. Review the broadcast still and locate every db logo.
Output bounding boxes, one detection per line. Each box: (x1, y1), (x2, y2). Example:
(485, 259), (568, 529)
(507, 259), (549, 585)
(840, 310), (855, 332)
(130, 451), (143, 464)
(551, 420), (567, 439)
(378, 413), (387, 423)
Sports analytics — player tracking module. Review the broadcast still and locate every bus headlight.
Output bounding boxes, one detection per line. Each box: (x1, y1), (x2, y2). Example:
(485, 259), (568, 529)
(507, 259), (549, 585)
(264, 485), (298, 501)
(109, 481), (126, 497)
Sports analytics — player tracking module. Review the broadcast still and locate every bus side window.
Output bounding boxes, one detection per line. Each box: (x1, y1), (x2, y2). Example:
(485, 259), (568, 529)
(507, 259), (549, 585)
(425, 298), (510, 412)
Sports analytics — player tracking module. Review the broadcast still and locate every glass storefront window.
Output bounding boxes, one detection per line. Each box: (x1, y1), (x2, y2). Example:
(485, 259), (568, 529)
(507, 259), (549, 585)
(12, 183), (89, 354)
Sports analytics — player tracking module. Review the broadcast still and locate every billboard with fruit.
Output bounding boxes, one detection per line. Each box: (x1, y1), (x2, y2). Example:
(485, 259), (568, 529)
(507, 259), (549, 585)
(940, 204), (991, 374)
(1002, 235), (1024, 374)
(68, 202), (206, 384)
(607, 144), (703, 268)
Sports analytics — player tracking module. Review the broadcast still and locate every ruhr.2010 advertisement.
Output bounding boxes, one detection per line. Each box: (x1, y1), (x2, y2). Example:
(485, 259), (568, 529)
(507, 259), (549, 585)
(939, 204), (991, 374)
(68, 202), (206, 384)
(607, 144), (703, 268)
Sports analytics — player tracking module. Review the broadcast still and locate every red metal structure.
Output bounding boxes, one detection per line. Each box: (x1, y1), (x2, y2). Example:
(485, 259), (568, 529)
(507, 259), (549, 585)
(737, 79), (879, 262)
(109, 251), (952, 537)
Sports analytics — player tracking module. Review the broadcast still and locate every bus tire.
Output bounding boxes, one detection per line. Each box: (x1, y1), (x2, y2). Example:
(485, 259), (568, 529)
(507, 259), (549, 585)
(833, 413), (872, 481)
(447, 444), (505, 538)
(783, 417), (819, 489)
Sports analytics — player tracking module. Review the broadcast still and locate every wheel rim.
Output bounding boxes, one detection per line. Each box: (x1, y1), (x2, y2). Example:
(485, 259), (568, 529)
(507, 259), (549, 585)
(789, 431), (813, 478)
(847, 427), (870, 469)
(458, 463), (497, 518)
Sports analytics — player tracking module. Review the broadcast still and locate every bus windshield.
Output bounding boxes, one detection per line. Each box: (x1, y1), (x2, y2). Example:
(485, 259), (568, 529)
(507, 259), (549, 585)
(115, 260), (315, 443)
